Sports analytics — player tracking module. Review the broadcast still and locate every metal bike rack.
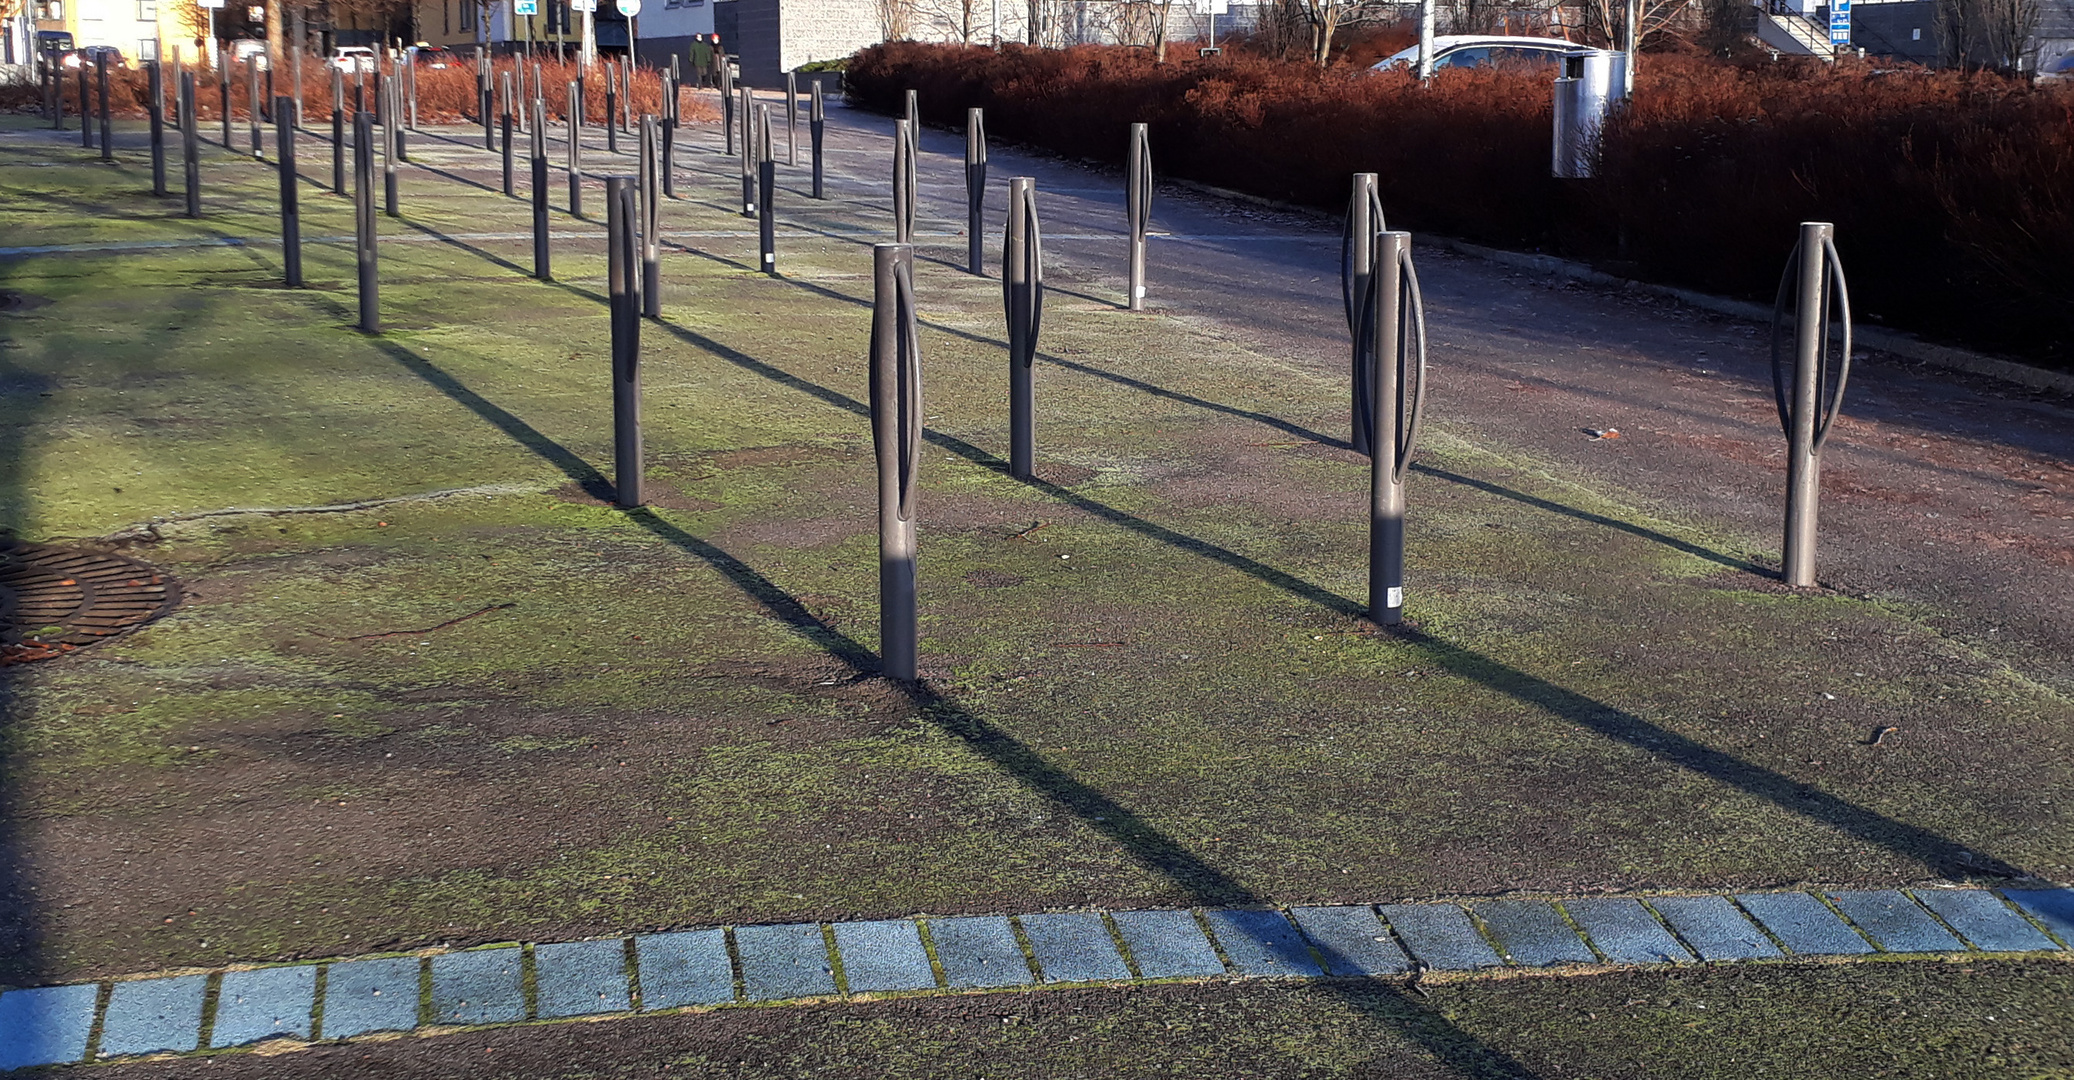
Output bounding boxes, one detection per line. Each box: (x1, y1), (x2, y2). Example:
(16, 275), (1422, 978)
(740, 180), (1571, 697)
(246, 58), (261, 158)
(501, 72), (516, 197)
(1003, 177), (1045, 481)
(607, 176), (645, 508)
(531, 96), (551, 281)
(1771, 221), (1853, 588)
(640, 114), (662, 314)
(1126, 123), (1152, 311)
(148, 61), (166, 196)
(353, 111), (378, 333)
(757, 105), (777, 277)
(1355, 230), (1428, 625)
(872, 243), (925, 682)
(275, 95), (301, 287)
(382, 83), (398, 216)
(738, 85), (755, 216)
(966, 108), (988, 276)
(331, 68), (345, 194)
(893, 119), (918, 245)
(566, 80), (585, 218)
(1341, 172), (1386, 456)
(786, 70), (800, 166)
(810, 82), (827, 200)
(179, 71), (199, 218)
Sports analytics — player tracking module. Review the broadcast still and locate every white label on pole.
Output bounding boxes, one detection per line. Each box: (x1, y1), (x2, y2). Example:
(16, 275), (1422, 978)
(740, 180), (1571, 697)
(1133, 285), (1146, 298)
(763, 252), (774, 264)
(570, 0), (595, 11)
(514, 0), (538, 13)
(1386, 587), (1403, 607)
(616, 0), (641, 14)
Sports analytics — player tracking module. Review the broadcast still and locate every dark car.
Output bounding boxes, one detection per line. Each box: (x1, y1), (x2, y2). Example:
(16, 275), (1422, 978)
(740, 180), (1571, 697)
(413, 44), (455, 68)
(61, 45), (129, 70)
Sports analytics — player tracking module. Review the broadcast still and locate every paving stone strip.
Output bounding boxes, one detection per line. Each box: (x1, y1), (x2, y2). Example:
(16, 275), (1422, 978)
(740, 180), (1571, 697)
(0, 887), (2066, 1071)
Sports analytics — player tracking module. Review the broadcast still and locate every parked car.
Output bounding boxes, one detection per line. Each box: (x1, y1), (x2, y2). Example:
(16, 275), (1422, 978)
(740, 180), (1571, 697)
(411, 44), (455, 68)
(36, 30), (74, 55)
(331, 46), (377, 73)
(230, 39), (269, 66)
(61, 45), (128, 70)
(1372, 35), (1578, 72)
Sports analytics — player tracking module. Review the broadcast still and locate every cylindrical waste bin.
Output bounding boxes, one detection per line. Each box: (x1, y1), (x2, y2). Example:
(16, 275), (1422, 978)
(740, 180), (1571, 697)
(1552, 49), (1629, 179)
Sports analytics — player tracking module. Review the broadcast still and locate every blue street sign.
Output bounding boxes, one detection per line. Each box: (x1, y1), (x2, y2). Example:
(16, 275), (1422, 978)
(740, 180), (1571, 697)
(1829, 0), (1851, 45)
(514, 0), (538, 13)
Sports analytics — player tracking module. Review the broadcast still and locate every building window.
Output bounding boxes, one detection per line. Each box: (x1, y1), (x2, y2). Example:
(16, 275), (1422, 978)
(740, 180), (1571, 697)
(139, 38), (158, 59)
(444, 0), (451, 34)
(1911, 27), (1921, 39)
(137, 0), (156, 18)
(40, 1), (63, 19)
(460, 0), (476, 31)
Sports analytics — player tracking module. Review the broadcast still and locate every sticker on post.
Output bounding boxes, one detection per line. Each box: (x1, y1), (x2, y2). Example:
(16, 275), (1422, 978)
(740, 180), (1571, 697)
(1386, 587), (1403, 608)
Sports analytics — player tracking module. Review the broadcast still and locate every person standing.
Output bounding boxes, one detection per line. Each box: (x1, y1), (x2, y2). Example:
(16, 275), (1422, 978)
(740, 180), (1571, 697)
(690, 33), (712, 87)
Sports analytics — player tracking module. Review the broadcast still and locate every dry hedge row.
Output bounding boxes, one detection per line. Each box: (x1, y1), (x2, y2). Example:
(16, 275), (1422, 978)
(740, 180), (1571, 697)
(849, 41), (2074, 367)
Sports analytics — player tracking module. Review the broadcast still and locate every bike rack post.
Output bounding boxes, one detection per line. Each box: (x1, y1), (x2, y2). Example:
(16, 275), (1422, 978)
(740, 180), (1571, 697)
(640, 114), (662, 315)
(810, 81), (826, 199)
(1003, 177), (1044, 481)
(180, 71), (200, 218)
(79, 65), (92, 148)
(738, 85), (754, 216)
(331, 67), (345, 194)
(275, 95), (301, 287)
(785, 70), (799, 166)
(871, 242), (924, 682)
(501, 71), (516, 196)
(567, 80), (585, 218)
(532, 96), (551, 281)
(246, 57), (261, 157)
(479, 46), (494, 150)
(1126, 122), (1151, 311)
(1340, 172), (1384, 456)
(607, 176), (644, 508)
(662, 73), (678, 198)
(1771, 221), (1853, 588)
(219, 64), (232, 147)
(721, 60), (735, 155)
(965, 108), (987, 276)
(893, 119), (917, 244)
(757, 105), (777, 276)
(97, 52), (113, 161)
(353, 110), (379, 333)
(605, 61), (619, 153)
(904, 87), (919, 144)
(1362, 231), (1428, 626)
(382, 83), (398, 216)
(148, 61), (167, 196)
(292, 11), (306, 126)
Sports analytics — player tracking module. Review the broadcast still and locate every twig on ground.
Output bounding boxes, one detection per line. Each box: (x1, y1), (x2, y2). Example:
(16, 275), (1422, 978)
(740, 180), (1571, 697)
(337, 603), (517, 641)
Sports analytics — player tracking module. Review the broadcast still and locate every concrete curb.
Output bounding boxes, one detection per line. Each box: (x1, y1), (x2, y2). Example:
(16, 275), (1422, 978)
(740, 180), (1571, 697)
(1165, 177), (2074, 397)
(1, 886), (2067, 1070)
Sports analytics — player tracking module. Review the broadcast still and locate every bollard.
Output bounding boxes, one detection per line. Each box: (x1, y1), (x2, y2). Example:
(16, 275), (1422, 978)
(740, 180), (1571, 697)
(1002, 177), (1044, 481)
(148, 61), (167, 195)
(904, 88), (919, 144)
(567, 80), (585, 217)
(79, 66), (92, 149)
(479, 47), (494, 151)
(408, 53), (419, 130)
(605, 62), (619, 154)
(1340, 173), (1384, 456)
(1125, 122), (1152, 311)
(180, 71), (200, 218)
(639, 115), (661, 316)
(786, 70), (799, 166)
(871, 242), (923, 682)
(354, 111), (379, 333)
(810, 81), (826, 199)
(965, 108), (987, 276)
(502, 76), (516, 198)
(722, 63), (735, 156)
(354, 67), (364, 114)
(606, 176), (644, 508)
(532, 97), (551, 281)
(247, 58), (262, 158)
(1771, 221), (1853, 588)
(737, 85), (754, 216)
(275, 95), (302, 287)
(381, 82), (398, 216)
(893, 119), (917, 245)
(757, 105), (776, 276)
(96, 53), (112, 161)
(219, 66), (231, 148)
(1359, 231), (1428, 626)
(292, 12), (305, 125)
(331, 68), (345, 194)
(620, 62), (632, 135)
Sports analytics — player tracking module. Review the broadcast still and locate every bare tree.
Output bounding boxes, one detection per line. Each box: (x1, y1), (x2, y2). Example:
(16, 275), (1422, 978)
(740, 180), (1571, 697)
(1938, 0), (2041, 70)
(1568, 0), (1692, 49)
(881, 0), (917, 40)
(913, 0), (986, 42)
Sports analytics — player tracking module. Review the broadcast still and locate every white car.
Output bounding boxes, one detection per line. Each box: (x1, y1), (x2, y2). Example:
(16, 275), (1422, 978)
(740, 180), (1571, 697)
(331, 46), (377, 73)
(1372, 35), (1580, 72)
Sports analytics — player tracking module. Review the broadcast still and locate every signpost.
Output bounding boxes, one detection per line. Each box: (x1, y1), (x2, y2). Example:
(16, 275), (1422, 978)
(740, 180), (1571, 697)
(1829, 0), (1852, 46)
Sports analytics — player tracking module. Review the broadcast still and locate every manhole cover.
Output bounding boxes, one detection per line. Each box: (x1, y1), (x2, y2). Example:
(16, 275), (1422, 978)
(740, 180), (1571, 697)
(0, 541), (180, 663)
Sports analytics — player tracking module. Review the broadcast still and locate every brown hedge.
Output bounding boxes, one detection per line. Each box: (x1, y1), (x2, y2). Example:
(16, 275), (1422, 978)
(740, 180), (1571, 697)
(848, 41), (2074, 367)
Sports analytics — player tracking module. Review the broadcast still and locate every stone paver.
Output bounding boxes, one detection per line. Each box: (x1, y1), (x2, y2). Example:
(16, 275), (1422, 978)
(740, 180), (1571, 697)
(735, 923), (837, 1001)
(0, 983), (99, 1070)
(2005, 889), (2074, 944)
(210, 965), (317, 1047)
(1474, 901), (1593, 967)
(1289, 905), (1410, 976)
(1648, 895), (1781, 961)
(429, 947), (526, 1026)
(1111, 909), (1225, 979)
(1827, 891), (1964, 953)
(1565, 898), (1692, 964)
(1379, 903), (1504, 970)
(1019, 912), (1132, 984)
(634, 930), (737, 1009)
(834, 919), (937, 993)
(1201, 909), (1322, 978)
(1735, 891), (1875, 956)
(927, 916), (1033, 989)
(534, 939), (633, 1019)
(320, 955), (423, 1038)
(1911, 890), (2058, 953)
(98, 974), (208, 1059)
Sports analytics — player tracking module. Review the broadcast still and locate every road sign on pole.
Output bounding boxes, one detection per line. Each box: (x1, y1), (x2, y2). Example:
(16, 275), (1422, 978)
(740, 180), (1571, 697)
(616, 0), (640, 14)
(515, 0), (539, 14)
(1829, 0), (1851, 45)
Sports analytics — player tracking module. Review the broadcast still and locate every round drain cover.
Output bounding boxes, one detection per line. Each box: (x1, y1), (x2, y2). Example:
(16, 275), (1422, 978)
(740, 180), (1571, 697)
(0, 540), (180, 662)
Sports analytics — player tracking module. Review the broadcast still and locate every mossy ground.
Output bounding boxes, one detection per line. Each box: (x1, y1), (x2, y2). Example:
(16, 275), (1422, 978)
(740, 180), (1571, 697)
(0, 118), (2068, 995)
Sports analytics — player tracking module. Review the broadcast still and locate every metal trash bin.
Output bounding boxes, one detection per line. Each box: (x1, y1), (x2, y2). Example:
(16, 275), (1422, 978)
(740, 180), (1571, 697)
(1552, 49), (1629, 179)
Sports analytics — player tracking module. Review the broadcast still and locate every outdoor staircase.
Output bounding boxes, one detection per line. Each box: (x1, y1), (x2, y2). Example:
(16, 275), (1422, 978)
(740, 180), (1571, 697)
(1754, 2), (1839, 58)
